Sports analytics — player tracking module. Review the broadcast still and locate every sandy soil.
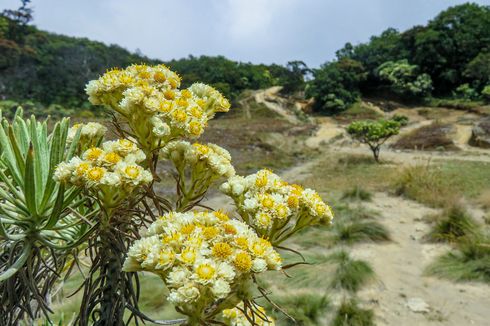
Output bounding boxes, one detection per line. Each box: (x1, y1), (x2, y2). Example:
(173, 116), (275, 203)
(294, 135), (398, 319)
(206, 92), (490, 325)
(353, 193), (490, 326)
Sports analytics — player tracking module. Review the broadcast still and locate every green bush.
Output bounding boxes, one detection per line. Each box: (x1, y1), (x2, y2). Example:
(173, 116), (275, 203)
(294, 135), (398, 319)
(307, 58), (367, 114)
(377, 59), (433, 98)
(482, 85), (490, 102)
(347, 119), (400, 162)
(454, 83), (479, 100)
(391, 114), (409, 126)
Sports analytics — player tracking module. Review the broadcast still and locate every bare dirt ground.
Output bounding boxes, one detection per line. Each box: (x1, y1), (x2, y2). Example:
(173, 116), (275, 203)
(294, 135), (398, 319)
(201, 90), (490, 325)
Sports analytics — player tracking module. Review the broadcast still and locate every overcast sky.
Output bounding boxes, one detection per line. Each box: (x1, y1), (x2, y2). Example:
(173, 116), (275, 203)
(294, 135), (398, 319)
(2, 0), (490, 67)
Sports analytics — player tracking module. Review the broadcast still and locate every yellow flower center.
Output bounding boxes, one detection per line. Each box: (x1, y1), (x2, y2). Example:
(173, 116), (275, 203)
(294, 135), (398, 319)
(180, 248), (196, 264)
(164, 89), (176, 100)
(86, 167), (105, 181)
(261, 196), (274, 209)
(85, 147), (103, 161)
(104, 152), (121, 164)
(193, 143), (209, 155)
(138, 71), (151, 79)
(168, 78), (178, 89)
(250, 239), (271, 257)
(275, 204), (288, 219)
(235, 237), (249, 250)
(76, 162), (91, 176)
(190, 106), (203, 118)
(255, 175), (268, 188)
(118, 139), (134, 150)
(196, 263), (215, 280)
(202, 226), (219, 239)
(223, 224), (237, 235)
(196, 99), (207, 108)
(159, 101), (173, 113)
(287, 195), (299, 208)
(181, 89), (192, 99)
(176, 98), (188, 107)
(153, 71), (167, 83)
(188, 121), (203, 136)
(180, 224), (196, 235)
(257, 213), (272, 228)
(234, 252), (252, 272)
(214, 210), (229, 221)
(212, 242), (233, 259)
(172, 109), (187, 123)
(124, 166), (140, 179)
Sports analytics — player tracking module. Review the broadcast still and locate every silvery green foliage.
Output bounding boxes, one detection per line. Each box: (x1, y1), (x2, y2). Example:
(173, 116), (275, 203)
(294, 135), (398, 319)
(0, 108), (96, 324)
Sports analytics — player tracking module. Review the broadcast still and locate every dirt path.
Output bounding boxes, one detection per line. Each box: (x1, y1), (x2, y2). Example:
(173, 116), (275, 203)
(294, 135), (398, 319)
(352, 193), (490, 326)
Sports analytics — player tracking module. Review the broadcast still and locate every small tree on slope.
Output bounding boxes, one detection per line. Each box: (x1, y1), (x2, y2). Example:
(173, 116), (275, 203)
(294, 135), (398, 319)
(347, 119), (400, 162)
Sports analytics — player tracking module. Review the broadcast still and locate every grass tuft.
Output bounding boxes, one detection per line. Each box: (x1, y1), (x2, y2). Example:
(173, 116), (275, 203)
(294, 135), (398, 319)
(426, 235), (490, 283)
(327, 251), (375, 292)
(425, 204), (479, 243)
(266, 293), (330, 325)
(342, 186), (373, 201)
(330, 220), (390, 245)
(331, 299), (375, 326)
(394, 164), (457, 207)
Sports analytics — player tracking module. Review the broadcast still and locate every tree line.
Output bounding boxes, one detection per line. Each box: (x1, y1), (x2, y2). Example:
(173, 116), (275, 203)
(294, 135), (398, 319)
(0, 2), (489, 114)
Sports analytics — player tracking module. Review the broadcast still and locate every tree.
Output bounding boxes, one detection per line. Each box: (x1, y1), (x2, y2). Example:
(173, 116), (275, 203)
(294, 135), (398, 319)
(377, 59), (433, 98)
(307, 58), (366, 114)
(347, 119), (401, 162)
(279, 60), (310, 95)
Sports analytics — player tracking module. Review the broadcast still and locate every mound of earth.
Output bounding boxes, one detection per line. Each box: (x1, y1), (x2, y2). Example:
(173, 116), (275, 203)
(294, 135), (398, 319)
(469, 117), (490, 149)
(392, 122), (458, 151)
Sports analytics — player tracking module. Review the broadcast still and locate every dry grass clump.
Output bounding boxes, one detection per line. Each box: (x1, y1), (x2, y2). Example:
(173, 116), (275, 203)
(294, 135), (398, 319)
(424, 204), (479, 243)
(342, 186), (373, 201)
(392, 121), (458, 151)
(426, 234), (490, 284)
(393, 163), (458, 207)
(331, 299), (375, 326)
(326, 251), (375, 293)
(265, 294), (330, 325)
(477, 189), (490, 209)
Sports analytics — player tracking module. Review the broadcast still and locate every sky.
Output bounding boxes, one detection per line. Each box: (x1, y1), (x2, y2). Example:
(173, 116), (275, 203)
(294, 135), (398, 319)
(2, 0), (490, 67)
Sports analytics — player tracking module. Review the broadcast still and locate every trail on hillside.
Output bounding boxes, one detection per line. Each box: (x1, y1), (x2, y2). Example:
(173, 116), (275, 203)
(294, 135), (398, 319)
(353, 193), (490, 326)
(203, 105), (490, 325)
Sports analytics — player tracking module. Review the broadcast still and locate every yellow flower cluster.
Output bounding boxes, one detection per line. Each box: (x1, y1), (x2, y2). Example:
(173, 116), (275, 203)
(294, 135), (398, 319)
(54, 139), (152, 208)
(67, 122), (107, 151)
(85, 64), (230, 153)
(162, 140), (235, 179)
(221, 169), (333, 243)
(223, 303), (275, 326)
(123, 211), (281, 319)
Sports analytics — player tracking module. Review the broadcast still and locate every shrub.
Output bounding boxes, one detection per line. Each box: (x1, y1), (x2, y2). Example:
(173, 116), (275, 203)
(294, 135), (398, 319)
(426, 235), (490, 283)
(331, 299), (375, 326)
(377, 59), (433, 98)
(425, 205), (479, 242)
(327, 251), (375, 292)
(347, 119), (400, 162)
(391, 114), (409, 126)
(342, 186), (373, 201)
(482, 85), (490, 102)
(307, 58), (367, 114)
(393, 121), (457, 151)
(394, 164), (458, 207)
(454, 83), (479, 100)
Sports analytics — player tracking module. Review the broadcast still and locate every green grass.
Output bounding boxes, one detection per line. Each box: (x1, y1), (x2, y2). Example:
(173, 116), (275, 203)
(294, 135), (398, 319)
(330, 219), (391, 245)
(342, 186), (373, 201)
(265, 293), (330, 325)
(394, 161), (490, 207)
(326, 251), (375, 293)
(303, 153), (397, 197)
(331, 299), (375, 326)
(394, 164), (457, 207)
(426, 98), (484, 111)
(426, 235), (490, 283)
(425, 205), (480, 243)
